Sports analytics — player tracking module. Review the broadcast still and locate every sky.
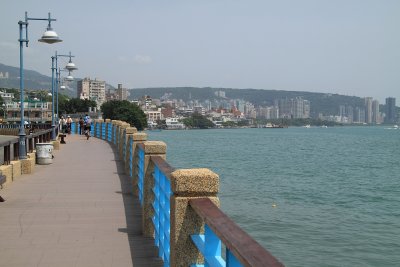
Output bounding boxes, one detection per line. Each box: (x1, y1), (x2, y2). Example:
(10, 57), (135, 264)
(1, 0), (399, 103)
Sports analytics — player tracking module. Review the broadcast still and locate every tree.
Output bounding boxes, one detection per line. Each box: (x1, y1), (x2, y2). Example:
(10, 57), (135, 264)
(183, 112), (215, 129)
(59, 97), (97, 115)
(101, 100), (147, 130)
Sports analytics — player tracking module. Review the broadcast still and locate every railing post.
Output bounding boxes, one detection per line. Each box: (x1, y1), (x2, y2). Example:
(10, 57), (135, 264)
(140, 141), (167, 238)
(119, 123), (129, 159)
(124, 127), (137, 171)
(131, 132), (147, 195)
(111, 120), (117, 144)
(169, 169), (220, 266)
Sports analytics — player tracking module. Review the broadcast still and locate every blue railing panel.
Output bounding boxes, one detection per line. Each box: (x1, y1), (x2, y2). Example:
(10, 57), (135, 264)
(152, 164), (171, 267)
(96, 123), (100, 137)
(114, 125), (117, 144)
(107, 124), (112, 142)
(191, 225), (242, 267)
(71, 123), (76, 134)
(137, 147), (145, 205)
(129, 138), (133, 178)
(102, 123), (106, 140)
(123, 130), (126, 161)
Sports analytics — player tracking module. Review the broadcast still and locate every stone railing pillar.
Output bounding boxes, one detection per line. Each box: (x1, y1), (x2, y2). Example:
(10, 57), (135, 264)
(140, 141), (166, 237)
(123, 127), (137, 168)
(169, 169), (220, 266)
(119, 123), (129, 159)
(130, 132), (147, 195)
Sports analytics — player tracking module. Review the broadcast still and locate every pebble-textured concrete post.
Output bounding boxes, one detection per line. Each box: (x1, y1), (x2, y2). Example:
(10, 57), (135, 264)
(131, 132), (147, 195)
(124, 127), (137, 169)
(119, 123), (129, 159)
(141, 141), (167, 238)
(170, 169), (220, 266)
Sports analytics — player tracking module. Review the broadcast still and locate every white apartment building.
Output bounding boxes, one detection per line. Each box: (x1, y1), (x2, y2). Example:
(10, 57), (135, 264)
(144, 108), (163, 123)
(165, 117), (185, 129)
(77, 77), (106, 108)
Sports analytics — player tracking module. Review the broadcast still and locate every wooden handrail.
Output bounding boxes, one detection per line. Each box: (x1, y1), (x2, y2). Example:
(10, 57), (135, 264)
(190, 198), (285, 267)
(150, 155), (175, 178)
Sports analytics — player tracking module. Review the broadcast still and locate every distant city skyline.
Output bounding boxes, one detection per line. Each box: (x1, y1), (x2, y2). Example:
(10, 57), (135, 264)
(1, 0), (399, 103)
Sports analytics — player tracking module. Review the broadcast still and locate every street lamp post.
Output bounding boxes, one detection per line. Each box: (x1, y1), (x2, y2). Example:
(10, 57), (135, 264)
(57, 68), (74, 119)
(18, 11), (61, 159)
(50, 51), (77, 140)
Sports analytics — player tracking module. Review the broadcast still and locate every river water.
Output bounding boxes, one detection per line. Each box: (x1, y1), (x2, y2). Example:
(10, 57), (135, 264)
(147, 126), (400, 267)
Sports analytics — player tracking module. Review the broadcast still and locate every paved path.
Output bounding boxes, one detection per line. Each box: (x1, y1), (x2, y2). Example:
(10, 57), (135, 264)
(0, 134), (162, 267)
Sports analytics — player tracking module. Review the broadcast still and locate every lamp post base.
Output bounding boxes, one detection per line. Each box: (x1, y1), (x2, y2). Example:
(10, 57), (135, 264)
(51, 124), (57, 140)
(18, 129), (27, 159)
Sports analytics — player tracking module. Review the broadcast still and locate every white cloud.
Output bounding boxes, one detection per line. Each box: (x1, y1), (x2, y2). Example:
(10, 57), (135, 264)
(134, 54), (152, 64)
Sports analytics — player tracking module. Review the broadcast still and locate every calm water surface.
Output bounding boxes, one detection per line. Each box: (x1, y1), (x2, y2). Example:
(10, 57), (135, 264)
(147, 126), (400, 267)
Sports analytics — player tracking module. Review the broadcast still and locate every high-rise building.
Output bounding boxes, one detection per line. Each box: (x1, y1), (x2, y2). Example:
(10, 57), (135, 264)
(277, 97), (310, 119)
(293, 97), (304, 118)
(77, 77), (106, 108)
(116, 84), (128, 101)
(372, 99), (380, 124)
(346, 105), (354, 123)
(364, 97), (373, 124)
(354, 107), (365, 123)
(385, 97), (397, 123)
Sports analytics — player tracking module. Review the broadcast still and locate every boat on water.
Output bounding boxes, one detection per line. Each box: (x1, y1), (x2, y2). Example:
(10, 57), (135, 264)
(303, 124), (311, 128)
(394, 125), (399, 129)
(263, 123), (287, 128)
(320, 125), (328, 128)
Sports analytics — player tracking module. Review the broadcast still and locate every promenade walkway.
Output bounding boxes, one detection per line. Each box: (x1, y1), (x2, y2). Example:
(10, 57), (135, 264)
(0, 134), (162, 267)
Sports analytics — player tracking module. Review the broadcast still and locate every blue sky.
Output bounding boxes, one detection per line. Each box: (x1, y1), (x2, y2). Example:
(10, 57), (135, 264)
(1, 0), (399, 102)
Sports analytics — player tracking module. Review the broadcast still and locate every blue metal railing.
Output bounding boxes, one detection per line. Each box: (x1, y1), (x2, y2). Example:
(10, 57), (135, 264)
(191, 224), (242, 267)
(137, 146), (145, 205)
(114, 125), (117, 144)
(129, 137), (133, 178)
(107, 123), (112, 142)
(102, 123), (106, 140)
(123, 129), (126, 161)
(152, 163), (172, 267)
(96, 122), (100, 137)
(71, 123), (76, 133)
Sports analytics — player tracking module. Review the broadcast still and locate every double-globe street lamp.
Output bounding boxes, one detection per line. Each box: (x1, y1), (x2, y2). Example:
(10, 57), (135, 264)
(57, 67), (75, 120)
(50, 51), (77, 139)
(18, 11), (61, 159)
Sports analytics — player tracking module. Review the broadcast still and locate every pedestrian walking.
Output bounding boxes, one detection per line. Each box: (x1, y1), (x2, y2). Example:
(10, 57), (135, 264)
(79, 117), (84, 135)
(84, 115), (92, 140)
(66, 115), (73, 134)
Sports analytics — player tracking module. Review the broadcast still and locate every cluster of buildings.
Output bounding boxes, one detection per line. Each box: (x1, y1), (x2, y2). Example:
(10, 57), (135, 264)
(0, 91), (52, 123)
(320, 97), (397, 124)
(131, 92), (311, 128)
(77, 78), (128, 108)
(1, 77), (398, 127)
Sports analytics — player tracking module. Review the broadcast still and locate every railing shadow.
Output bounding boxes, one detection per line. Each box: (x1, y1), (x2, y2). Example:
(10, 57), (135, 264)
(109, 144), (163, 267)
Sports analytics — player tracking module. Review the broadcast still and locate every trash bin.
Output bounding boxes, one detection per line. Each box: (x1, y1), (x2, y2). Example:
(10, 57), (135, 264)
(36, 143), (54, 165)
